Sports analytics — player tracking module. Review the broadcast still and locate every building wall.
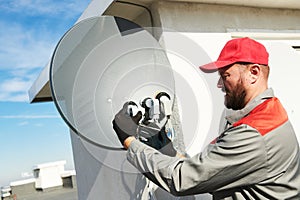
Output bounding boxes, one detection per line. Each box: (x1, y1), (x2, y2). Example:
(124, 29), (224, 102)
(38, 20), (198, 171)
(11, 182), (36, 198)
(35, 167), (64, 190)
(62, 175), (77, 188)
(151, 1), (300, 32)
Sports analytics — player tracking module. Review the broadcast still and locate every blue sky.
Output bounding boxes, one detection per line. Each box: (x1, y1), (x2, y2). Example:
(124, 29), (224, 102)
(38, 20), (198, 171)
(0, 0), (91, 186)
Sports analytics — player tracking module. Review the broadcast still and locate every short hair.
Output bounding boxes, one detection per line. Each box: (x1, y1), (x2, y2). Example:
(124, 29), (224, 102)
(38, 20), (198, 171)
(260, 64), (270, 79)
(237, 62), (269, 79)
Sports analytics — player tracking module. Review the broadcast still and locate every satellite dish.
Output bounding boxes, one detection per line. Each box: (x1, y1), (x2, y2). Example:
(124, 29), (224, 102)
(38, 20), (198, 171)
(50, 16), (175, 149)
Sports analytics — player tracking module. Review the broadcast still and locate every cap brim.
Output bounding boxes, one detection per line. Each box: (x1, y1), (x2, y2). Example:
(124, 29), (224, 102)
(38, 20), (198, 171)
(199, 61), (235, 72)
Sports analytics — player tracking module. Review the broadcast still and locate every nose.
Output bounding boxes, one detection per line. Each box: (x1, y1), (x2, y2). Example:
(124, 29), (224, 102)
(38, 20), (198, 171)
(217, 77), (224, 89)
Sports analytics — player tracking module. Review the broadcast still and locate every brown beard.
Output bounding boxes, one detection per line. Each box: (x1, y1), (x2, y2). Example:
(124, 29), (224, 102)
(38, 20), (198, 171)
(224, 79), (246, 110)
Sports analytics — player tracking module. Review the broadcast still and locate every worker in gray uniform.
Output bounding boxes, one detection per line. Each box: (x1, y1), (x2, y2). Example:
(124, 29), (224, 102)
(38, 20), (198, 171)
(112, 37), (300, 199)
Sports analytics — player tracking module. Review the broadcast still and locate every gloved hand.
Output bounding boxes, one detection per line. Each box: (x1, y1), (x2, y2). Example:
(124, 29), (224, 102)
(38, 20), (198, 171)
(138, 123), (177, 157)
(113, 102), (177, 156)
(112, 102), (142, 145)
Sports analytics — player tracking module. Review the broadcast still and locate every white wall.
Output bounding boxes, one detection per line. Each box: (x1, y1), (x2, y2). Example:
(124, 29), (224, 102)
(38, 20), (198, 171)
(34, 161), (66, 189)
(153, 0), (300, 143)
(152, 1), (300, 32)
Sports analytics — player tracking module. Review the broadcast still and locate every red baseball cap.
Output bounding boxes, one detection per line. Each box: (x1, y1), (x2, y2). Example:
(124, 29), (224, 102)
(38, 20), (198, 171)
(199, 37), (269, 72)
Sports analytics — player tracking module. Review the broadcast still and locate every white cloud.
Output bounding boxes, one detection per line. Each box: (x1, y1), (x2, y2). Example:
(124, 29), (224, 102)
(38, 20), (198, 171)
(21, 172), (33, 178)
(0, 20), (55, 102)
(0, 94), (30, 102)
(0, 0), (90, 102)
(0, 0), (90, 17)
(0, 115), (60, 119)
(0, 2), (92, 70)
(0, 22), (56, 69)
(34, 123), (44, 127)
(0, 68), (40, 102)
(0, 78), (32, 93)
(0, 19), (54, 102)
(18, 121), (29, 126)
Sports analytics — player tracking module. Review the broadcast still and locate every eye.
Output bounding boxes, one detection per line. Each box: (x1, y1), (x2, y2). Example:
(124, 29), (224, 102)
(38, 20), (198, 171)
(221, 74), (229, 80)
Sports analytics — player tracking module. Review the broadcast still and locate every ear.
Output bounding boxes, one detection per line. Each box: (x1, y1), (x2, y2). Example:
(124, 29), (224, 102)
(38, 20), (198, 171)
(249, 64), (260, 84)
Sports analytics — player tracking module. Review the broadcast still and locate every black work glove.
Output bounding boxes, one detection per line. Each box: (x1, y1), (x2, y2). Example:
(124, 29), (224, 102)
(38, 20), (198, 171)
(138, 123), (177, 157)
(113, 102), (177, 156)
(112, 102), (142, 145)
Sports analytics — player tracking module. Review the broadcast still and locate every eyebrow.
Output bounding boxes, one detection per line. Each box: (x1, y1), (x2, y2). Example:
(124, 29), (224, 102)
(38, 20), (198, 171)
(218, 64), (232, 74)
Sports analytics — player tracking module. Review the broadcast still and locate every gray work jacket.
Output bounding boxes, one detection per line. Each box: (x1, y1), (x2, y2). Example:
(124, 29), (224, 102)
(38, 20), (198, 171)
(127, 88), (300, 199)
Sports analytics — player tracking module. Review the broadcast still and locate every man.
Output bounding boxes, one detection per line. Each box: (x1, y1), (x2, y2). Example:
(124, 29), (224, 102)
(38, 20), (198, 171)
(112, 37), (300, 199)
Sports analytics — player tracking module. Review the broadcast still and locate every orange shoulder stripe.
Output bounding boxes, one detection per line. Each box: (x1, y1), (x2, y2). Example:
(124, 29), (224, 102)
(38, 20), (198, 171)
(233, 97), (288, 136)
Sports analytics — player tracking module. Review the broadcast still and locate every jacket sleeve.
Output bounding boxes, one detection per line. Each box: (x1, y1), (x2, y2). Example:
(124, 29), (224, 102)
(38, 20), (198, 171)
(127, 124), (269, 196)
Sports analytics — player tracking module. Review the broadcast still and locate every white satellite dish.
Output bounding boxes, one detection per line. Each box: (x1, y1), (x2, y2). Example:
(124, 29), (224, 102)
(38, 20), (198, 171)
(50, 16), (175, 149)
